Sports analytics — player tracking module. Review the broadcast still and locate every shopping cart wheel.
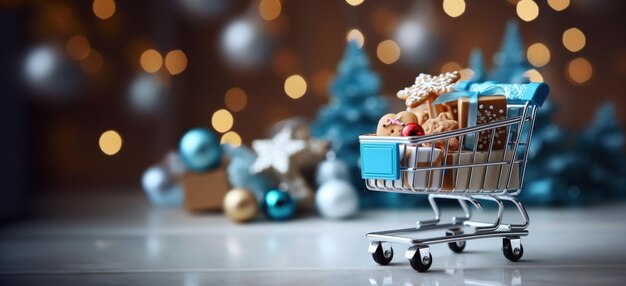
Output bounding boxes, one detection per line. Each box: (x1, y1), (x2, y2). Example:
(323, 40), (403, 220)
(372, 244), (393, 265)
(502, 237), (524, 262)
(408, 247), (432, 272)
(446, 229), (466, 253)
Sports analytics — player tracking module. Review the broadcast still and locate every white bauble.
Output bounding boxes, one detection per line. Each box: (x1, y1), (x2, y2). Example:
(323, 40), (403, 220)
(315, 179), (359, 219)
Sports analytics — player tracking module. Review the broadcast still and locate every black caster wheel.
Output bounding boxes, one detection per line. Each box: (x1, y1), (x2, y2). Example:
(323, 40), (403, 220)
(502, 237), (524, 262)
(372, 244), (393, 265)
(446, 229), (466, 253)
(409, 251), (432, 272)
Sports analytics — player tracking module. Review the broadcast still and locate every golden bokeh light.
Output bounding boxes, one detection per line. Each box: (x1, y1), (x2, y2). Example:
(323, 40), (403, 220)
(459, 68), (475, 81)
(99, 130), (122, 156)
(140, 49), (163, 73)
(442, 0), (466, 18)
(81, 49), (104, 74)
(547, 0), (569, 11)
(567, 57), (592, 84)
(212, 109), (234, 133)
(346, 29), (365, 48)
(225, 87), (248, 112)
(516, 0), (539, 22)
(66, 35), (91, 60)
(284, 74), (307, 99)
(376, 40), (400, 64)
(527, 43), (551, 67)
(562, 28), (586, 52)
(164, 50), (187, 75)
(92, 0), (116, 20)
(524, 69), (544, 82)
(220, 131), (242, 147)
(259, 0), (282, 21)
(345, 0), (364, 7)
(440, 61), (462, 74)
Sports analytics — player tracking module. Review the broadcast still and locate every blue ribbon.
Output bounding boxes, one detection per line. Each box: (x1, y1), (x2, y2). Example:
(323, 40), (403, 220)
(433, 85), (505, 129)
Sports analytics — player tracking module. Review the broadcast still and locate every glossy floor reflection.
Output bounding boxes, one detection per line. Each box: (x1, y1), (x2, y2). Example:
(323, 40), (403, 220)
(0, 194), (625, 285)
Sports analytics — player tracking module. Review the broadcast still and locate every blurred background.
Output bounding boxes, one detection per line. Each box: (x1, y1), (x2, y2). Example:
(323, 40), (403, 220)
(1, 0), (626, 220)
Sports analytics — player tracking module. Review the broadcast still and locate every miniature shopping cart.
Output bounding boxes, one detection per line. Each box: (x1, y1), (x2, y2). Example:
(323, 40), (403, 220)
(359, 81), (549, 272)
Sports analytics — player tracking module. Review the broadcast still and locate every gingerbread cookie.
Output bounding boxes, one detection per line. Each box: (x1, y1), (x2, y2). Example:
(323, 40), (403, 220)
(397, 71), (461, 108)
(422, 113), (460, 151)
(376, 111), (418, 136)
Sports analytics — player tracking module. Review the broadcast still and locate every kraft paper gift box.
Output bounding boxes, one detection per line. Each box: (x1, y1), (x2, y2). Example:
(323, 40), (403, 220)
(181, 164), (230, 212)
(374, 146), (443, 190)
(435, 93), (508, 151)
(442, 150), (520, 192)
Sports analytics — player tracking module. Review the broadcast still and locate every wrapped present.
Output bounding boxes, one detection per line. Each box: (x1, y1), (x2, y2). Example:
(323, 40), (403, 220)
(434, 86), (508, 151)
(182, 163), (231, 212)
(442, 150), (520, 191)
(374, 146), (443, 190)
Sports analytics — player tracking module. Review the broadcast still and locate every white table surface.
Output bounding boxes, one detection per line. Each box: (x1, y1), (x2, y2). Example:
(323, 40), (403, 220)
(0, 193), (625, 285)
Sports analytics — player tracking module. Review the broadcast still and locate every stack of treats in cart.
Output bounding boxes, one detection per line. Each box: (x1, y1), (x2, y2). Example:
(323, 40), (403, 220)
(360, 71), (549, 272)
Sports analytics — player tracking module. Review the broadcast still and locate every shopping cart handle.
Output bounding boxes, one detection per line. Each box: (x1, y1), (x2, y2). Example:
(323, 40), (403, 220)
(456, 81), (549, 107)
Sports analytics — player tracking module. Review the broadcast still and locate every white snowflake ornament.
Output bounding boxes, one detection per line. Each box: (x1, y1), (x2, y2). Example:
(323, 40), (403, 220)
(251, 129), (306, 175)
(397, 71), (461, 108)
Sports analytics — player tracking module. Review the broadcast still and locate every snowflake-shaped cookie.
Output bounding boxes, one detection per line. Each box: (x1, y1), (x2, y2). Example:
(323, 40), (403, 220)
(397, 71), (461, 108)
(251, 129), (306, 175)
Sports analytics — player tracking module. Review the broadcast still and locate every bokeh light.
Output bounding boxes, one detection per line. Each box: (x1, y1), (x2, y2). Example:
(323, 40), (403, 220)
(459, 68), (474, 81)
(259, 0), (281, 21)
(93, 0), (116, 20)
(99, 130), (122, 156)
(312, 69), (333, 96)
(66, 35), (91, 61)
(225, 87), (248, 112)
(345, 0), (364, 7)
(527, 43), (551, 67)
(524, 69), (544, 82)
(346, 29), (365, 48)
(140, 49), (163, 73)
(164, 50), (187, 75)
(440, 61), (462, 73)
(212, 109), (234, 133)
(81, 49), (104, 74)
(442, 0), (466, 18)
(284, 74), (307, 99)
(516, 0), (539, 22)
(567, 57), (592, 84)
(547, 0), (569, 11)
(220, 131), (242, 146)
(376, 40), (400, 64)
(562, 28), (586, 52)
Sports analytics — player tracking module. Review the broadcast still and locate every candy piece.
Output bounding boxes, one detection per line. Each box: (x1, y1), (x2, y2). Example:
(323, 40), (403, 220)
(376, 111), (418, 136)
(401, 123), (425, 137)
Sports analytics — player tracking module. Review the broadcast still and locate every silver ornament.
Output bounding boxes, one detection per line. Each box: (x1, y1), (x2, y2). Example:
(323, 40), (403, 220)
(315, 179), (359, 219)
(316, 158), (350, 185)
(141, 165), (184, 207)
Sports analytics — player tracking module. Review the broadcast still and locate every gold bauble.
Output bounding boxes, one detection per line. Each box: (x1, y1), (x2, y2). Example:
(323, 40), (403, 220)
(223, 188), (258, 223)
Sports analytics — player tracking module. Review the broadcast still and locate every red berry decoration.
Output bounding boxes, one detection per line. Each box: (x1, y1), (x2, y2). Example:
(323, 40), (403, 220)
(401, 123), (425, 137)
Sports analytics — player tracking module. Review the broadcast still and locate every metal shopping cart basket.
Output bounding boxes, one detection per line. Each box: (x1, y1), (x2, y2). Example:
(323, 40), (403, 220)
(359, 81), (549, 272)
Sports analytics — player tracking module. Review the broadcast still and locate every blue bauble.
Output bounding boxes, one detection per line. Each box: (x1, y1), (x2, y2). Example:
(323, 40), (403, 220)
(264, 189), (296, 221)
(179, 128), (222, 171)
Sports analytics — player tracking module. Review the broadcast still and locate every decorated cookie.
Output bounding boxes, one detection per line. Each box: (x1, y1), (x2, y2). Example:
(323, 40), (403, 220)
(422, 113), (460, 151)
(376, 111), (418, 136)
(397, 71), (461, 108)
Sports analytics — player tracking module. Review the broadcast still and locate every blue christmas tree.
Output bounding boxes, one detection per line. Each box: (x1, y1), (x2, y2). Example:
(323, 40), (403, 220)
(489, 20), (531, 83)
(468, 19), (626, 205)
(312, 40), (391, 208)
(468, 48), (487, 82)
